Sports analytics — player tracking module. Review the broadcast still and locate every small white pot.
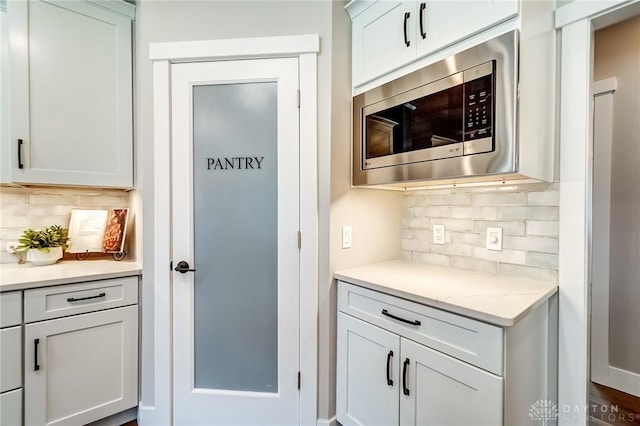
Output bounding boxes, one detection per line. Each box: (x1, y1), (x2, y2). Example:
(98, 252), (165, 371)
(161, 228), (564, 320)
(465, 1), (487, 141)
(26, 247), (63, 266)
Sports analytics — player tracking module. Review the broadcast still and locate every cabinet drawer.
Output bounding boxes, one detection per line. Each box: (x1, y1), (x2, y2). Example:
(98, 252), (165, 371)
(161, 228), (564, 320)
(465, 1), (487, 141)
(0, 388), (22, 426)
(1, 291), (22, 327)
(0, 326), (22, 392)
(338, 281), (503, 375)
(24, 276), (138, 323)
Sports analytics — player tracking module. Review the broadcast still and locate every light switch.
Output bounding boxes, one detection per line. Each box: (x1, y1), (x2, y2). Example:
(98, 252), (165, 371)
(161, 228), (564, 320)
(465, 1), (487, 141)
(486, 227), (503, 251)
(342, 226), (352, 249)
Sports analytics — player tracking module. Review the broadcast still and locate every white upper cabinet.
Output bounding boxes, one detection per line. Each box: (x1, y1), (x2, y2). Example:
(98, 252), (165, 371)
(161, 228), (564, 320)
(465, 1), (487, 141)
(416, 1), (517, 57)
(351, 1), (416, 86)
(9, 0), (135, 188)
(347, 0), (518, 88)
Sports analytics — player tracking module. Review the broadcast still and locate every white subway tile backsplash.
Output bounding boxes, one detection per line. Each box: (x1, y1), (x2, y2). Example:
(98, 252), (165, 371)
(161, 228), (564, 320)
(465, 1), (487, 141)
(472, 247), (527, 265)
(409, 206), (451, 218)
(425, 193), (472, 206)
(28, 215), (73, 228)
(431, 242), (474, 257)
(0, 215), (28, 228)
(435, 218), (475, 232)
(473, 192), (527, 206)
(497, 263), (559, 282)
(402, 183), (559, 281)
(498, 206), (559, 220)
(527, 190), (560, 206)
(526, 220), (559, 237)
(413, 252), (450, 267)
(450, 256), (497, 274)
(502, 235), (558, 254)
(0, 193), (27, 205)
(0, 187), (130, 263)
(401, 239), (430, 253)
(404, 217), (431, 229)
(473, 220), (525, 236)
(450, 231), (483, 246)
(28, 194), (78, 205)
(451, 206), (498, 220)
(526, 252), (559, 269)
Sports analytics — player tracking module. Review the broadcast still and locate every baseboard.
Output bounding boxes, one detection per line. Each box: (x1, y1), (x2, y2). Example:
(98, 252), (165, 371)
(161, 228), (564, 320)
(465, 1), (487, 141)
(86, 407), (137, 426)
(317, 415), (337, 426)
(138, 405), (170, 426)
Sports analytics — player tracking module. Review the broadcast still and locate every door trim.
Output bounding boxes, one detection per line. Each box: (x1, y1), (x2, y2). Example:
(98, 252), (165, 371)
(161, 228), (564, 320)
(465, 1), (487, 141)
(145, 34), (319, 426)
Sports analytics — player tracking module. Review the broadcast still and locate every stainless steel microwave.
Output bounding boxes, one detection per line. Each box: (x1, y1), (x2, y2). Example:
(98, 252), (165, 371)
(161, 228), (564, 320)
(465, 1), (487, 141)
(353, 30), (518, 186)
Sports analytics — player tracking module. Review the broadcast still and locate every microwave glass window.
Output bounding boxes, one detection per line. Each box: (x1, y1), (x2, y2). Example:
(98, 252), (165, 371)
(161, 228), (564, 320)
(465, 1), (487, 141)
(463, 74), (493, 141)
(365, 85), (464, 159)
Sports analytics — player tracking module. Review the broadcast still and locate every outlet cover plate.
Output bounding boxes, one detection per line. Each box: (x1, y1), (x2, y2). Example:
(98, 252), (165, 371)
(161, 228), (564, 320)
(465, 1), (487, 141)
(433, 224), (445, 245)
(486, 227), (503, 251)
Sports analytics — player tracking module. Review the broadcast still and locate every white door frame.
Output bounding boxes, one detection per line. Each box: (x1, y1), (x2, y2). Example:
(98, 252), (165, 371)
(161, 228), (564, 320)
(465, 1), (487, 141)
(556, 1), (639, 424)
(145, 34), (319, 426)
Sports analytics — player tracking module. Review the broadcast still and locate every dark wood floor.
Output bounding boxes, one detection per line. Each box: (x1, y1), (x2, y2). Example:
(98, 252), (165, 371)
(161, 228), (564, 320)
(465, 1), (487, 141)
(589, 382), (640, 425)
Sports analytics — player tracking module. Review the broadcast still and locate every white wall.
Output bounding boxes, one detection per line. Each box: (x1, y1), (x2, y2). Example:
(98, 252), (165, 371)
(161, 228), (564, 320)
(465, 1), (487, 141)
(136, 1), (403, 422)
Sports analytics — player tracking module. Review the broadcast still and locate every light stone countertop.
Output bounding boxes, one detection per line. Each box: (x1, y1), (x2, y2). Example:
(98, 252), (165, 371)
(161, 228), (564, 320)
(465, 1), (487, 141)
(0, 260), (142, 292)
(334, 260), (558, 327)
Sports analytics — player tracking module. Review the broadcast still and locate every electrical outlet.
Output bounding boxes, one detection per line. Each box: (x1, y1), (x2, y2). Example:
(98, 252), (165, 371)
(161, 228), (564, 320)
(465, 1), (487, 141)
(433, 224), (445, 245)
(342, 226), (352, 249)
(486, 227), (503, 251)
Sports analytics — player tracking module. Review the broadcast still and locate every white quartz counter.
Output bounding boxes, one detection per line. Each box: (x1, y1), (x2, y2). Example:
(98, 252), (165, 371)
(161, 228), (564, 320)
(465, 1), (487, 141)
(334, 260), (557, 327)
(0, 260), (142, 292)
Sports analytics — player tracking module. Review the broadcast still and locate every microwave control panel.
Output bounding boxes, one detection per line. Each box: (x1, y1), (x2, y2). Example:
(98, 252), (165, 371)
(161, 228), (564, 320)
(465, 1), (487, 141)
(464, 73), (493, 141)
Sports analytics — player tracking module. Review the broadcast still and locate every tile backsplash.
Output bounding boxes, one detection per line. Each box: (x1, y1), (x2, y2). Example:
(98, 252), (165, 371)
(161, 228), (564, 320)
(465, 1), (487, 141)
(402, 182), (559, 281)
(0, 186), (130, 264)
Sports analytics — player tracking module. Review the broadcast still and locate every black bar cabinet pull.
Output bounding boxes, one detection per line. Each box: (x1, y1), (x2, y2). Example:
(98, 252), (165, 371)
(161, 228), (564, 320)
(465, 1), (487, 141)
(381, 309), (421, 326)
(419, 3), (427, 39)
(174, 260), (196, 274)
(402, 358), (410, 396)
(34, 339), (40, 371)
(386, 350), (394, 386)
(403, 12), (411, 47)
(18, 139), (24, 169)
(67, 292), (106, 302)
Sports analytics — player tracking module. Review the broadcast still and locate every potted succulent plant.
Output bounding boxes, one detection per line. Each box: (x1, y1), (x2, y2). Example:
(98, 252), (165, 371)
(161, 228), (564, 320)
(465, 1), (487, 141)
(17, 225), (69, 266)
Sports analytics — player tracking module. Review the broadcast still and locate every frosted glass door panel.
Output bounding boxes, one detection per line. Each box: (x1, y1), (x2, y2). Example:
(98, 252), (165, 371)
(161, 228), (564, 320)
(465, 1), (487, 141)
(192, 83), (278, 392)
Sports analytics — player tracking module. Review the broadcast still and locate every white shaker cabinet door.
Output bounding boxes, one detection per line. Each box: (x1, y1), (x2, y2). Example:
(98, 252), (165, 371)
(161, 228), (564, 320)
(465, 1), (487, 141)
(9, 0), (133, 188)
(416, 0), (518, 58)
(24, 305), (138, 426)
(399, 338), (503, 426)
(337, 313), (400, 426)
(352, 1), (416, 87)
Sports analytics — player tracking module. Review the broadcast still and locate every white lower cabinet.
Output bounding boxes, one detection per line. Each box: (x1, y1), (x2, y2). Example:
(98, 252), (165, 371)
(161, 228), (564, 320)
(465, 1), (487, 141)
(337, 314), (502, 426)
(0, 388), (22, 426)
(0, 291), (23, 426)
(22, 277), (139, 426)
(400, 338), (502, 426)
(338, 313), (400, 426)
(337, 280), (557, 426)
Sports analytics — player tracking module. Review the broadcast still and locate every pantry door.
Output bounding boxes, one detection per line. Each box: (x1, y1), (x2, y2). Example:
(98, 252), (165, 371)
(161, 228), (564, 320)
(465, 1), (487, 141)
(171, 58), (300, 425)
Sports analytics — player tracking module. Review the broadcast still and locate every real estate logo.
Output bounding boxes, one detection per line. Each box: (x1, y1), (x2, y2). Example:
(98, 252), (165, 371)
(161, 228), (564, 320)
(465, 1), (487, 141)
(529, 399), (559, 421)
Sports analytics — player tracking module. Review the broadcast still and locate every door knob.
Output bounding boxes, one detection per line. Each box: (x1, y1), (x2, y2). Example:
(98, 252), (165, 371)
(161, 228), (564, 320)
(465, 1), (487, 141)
(174, 260), (196, 273)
